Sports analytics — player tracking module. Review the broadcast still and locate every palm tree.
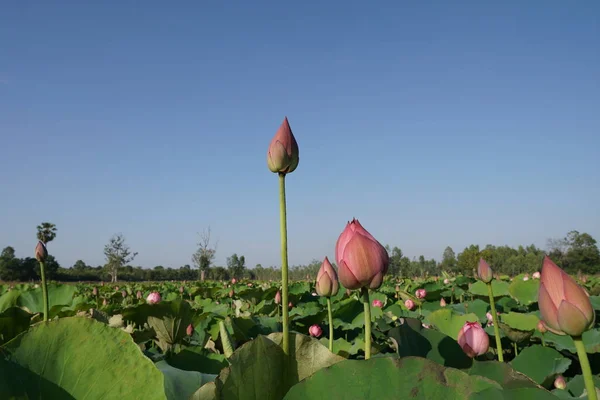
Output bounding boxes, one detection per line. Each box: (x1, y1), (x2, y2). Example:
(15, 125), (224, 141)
(36, 222), (57, 244)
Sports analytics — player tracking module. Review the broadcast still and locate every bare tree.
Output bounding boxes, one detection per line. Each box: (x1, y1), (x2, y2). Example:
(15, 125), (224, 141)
(104, 233), (138, 282)
(192, 227), (218, 281)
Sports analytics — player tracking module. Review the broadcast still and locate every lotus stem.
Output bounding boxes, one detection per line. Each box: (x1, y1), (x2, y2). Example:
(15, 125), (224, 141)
(513, 342), (518, 356)
(278, 172), (290, 356)
(39, 261), (49, 321)
(541, 335), (546, 347)
(574, 336), (597, 400)
(327, 297), (334, 352)
(487, 282), (504, 362)
(361, 287), (372, 360)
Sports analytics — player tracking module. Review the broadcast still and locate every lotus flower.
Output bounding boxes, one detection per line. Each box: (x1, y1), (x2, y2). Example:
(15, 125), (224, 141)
(186, 324), (194, 336)
(440, 298), (447, 307)
(267, 117), (299, 174)
(538, 256), (595, 336)
(308, 324), (322, 338)
(335, 219), (389, 290)
(477, 258), (493, 283)
(457, 321), (489, 358)
(275, 290), (281, 304)
(532, 271), (541, 279)
(372, 299), (383, 308)
(554, 375), (566, 390)
(415, 289), (426, 299)
(146, 291), (161, 305)
(35, 241), (48, 262)
(315, 257), (340, 297)
(405, 299), (415, 310)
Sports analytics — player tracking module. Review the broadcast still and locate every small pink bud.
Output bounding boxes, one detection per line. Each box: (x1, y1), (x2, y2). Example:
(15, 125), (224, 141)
(457, 321), (489, 358)
(372, 299), (383, 308)
(102, 298), (107, 306)
(92, 287), (98, 296)
(537, 320), (547, 333)
(523, 275), (529, 281)
(532, 271), (541, 279)
(121, 290), (127, 298)
(405, 299), (415, 310)
(288, 302), (293, 309)
(554, 375), (566, 390)
(247, 283), (253, 287)
(315, 257), (339, 297)
(179, 286), (184, 293)
(267, 117), (300, 174)
(115, 286), (119, 291)
(415, 289), (426, 299)
(440, 298), (447, 307)
(35, 241), (48, 262)
(101, 281), (105, 286)
(275, 290), (281, 304)
(231, 278), (237, 284)
(486, 312), (494, 323)
(146, 291), (161, 304)
(443, 278), (450, 285)
(308, 324), (322, 338)
(477, 258), (493, 283)
(229, 289), (234, 298)
(136, 290), (142, 299)
(186, 324), (194, 336)
(395, 285), (400, 292)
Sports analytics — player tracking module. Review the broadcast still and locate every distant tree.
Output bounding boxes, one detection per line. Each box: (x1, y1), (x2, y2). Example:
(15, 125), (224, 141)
(385, 246), (411, 277)
(456, 245), (481, 275)
(72, 260), (88, 271)
(227, 253), (246, 279)
(103, 233), (138, 282)
(563, 231), (600, 274)
(441, 246), (457, 272)
(192, 227), (218, 281)
(35, 254), (60, 280)
(36, 222), (57, 244)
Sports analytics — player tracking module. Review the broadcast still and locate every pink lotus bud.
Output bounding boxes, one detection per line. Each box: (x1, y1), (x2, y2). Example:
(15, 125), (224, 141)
(523, 275), (529, 281)
(395, 285), (400, 292)
(532, 271), (541, 279)
(443, 278), (450, 285)
(179, 286), (184, 293)
(275, 290), (281, 304)
(335, 219), (389, 290)
(121, 290), (127, 298)
(537, 320), (547, 333)
(92, 287), (98, 296)
(405, 299), (415, 310)
(102, 298), (108, 306)
(538, 256), (595, 336)
(554, 375), (566, 390)
(440, 298), (447, 307)
(35, 241), (48, 262)
(136, 290), (142, 299)
(229, 289), (234, 298)
(346, 288), (352, 297)
(422, 323), (431, 329)
(231, 278), (237, 284)
(457, 321), (489, 358)
(477, 258), (493, 283)
(186, 324), (194, 336)
(372, 299), (383, 308)
(146, 291), (161, 305)
(267, 117), (300, 174)
(115, 286), (119, 291)
(315, 257), (339, 297)
(101, 281), (105, 286)
(288, 302), (293, 309)
(308, 324), (322, 338)
(415, 289), (427, 299)
(486, 312), (494, 323)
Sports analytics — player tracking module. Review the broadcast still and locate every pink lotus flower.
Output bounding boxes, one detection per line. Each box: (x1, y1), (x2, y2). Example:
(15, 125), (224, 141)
(532, 271), (541, 279)
(186, 324), (194, 336)
(308, 324), (322, 338)
(372, 299), (383, 308)
(275, 290), (281, 304)
(315, 257), (340, 297)
(538, 256), (595, 336)
(335, 219), (389, 290)
(146, 291), (161, 305)
(267, 117), (300, 174)
(477, 258), (493, 283)
(247, 283), (253, 287)
(486, 312), (494, 323)
(440, 298), (447, 307)
(554, 375), (566, 390)
(415, 289), (426, 299)
(405, 299), (415, 310)
(457, 321), (489, 358)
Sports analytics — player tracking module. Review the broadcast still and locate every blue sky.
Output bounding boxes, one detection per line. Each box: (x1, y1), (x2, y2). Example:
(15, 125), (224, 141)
(1, 1), (598, 270)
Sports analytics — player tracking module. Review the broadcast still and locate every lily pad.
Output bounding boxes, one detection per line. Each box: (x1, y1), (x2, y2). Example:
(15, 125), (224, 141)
(470, 281), (510, 298)
(425, 308), (480, 340)
(508, 279), (540, 305)
(501, 312), (539, 332)
(510, 345), (571, 386)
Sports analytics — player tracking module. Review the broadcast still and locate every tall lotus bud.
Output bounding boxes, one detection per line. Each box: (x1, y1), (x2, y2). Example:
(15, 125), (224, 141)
(288, 302), (293, 309)
(92, 287), (98, 296)
(415, 289), (426, 299)
(121, 290), (127, 298)
(231, 278), (237, 284)
(538, 256), (595, 336)
(440, 298), (447, 307)
(335, 219), (389, 290)
(146, 291), (161, 305)
(315, 257), (339, 297)
(405, 299), (415, 310)
(179, 286), (184, 293)
(136, 290), (142, 299)
(308, 324), (322, 338)
(229, 289), (234, 298)
(35, 241), (48, 262)
(186, 323), (194, 336)
(554, 375), (566, 390)
(457, 321), (489, 358)
(102, 298), (108, 306)
(477, 258), (493, 283)
(274, 290), (281, 304)
(267, 117), (299, 174)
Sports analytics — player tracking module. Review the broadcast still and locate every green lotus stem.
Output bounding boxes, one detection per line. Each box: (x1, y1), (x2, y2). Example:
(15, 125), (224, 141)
(327, 297), (334, 352)
(361, 287), (372, 360)
(219, 320), (234, 358)
(541, 334), (546, 347)
(487, 282), (504, 362)
(513, 342), (518, 356)
(574, 336), (597, 400)
(39, 261), (49, 321)
(279, 173), (290, 356)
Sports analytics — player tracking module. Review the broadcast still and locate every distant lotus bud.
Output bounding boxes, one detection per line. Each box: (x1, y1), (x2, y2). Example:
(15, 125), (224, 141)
(231, 278), (237, 284)
(405, 299), (415, 310)
(92, 287), (98, 296)
(537, 320), (547, 333)
(267, 117), (299, 174)
(415, 289), (426, 299)
(335, 219), (389, 290)
(229, 289), (234, 298)
(372, 299), (383, 308)
(288, 302), (293, 309)
(486, 312), (493, 323)
(146, 291), (161, 305)
(275, 290), (281, 304)
(440, 298), (447, 307)
(443, 278), (450, 284)
(186, 323), (194, 336)
(35, 241), (48, 262)
(308, 324), (322, 338)
(477, 258), (493, 283)
(136, 290), (142, 299)
(316, 257), (340, 297)
(395, 285), (400, 292)
(121, 290), (127, 298)
(539, 256), (595, 336)
(312, 292), (317, 296)
(247, 283), (253, 287)
(457, 321), (489, 358)
(101, 281), (104, 286)
(179, 286), (184, 293)
(422, 323), (431, 329)
(532, 271), (541, 279)
(102, 298), (108, 306)
(115, 286), (119, 291)
(554, 375), (566, 390)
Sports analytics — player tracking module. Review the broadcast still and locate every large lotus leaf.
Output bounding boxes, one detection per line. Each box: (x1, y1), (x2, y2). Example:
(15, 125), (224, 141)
(148, 299), (194, 353)
(533, 329), (600, 354)
(17, 284), (77, 314)
(510, 345), (571, 386)
(283, 356), (500, 400)
(466, 360), (540, 389)
(167, 347), (228, 375)
(450, 299), (490, 322)
(0, 317), (165, 399)
(214, 333), (343, 400)
(156, 360), (216, 400)
(508, 279), (540, 305)
(318, 337), (353, 357)
(501, 312), (539, 331)
(469, 386), (562, 400)
(589, 296), (600, 311)
(388, 317), (472, 369)
(470, 281), (510, 297)
(425, 308), (479, 340)
(498, 322), (534, 343)
(0, 307), (32, 345)
(331, 298), (364, 330)
(0, 290), (21, 313)
(565, 374), (600, 398)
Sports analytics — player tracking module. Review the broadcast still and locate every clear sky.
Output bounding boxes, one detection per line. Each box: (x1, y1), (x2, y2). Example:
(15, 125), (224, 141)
(1, 1), (598, 271)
